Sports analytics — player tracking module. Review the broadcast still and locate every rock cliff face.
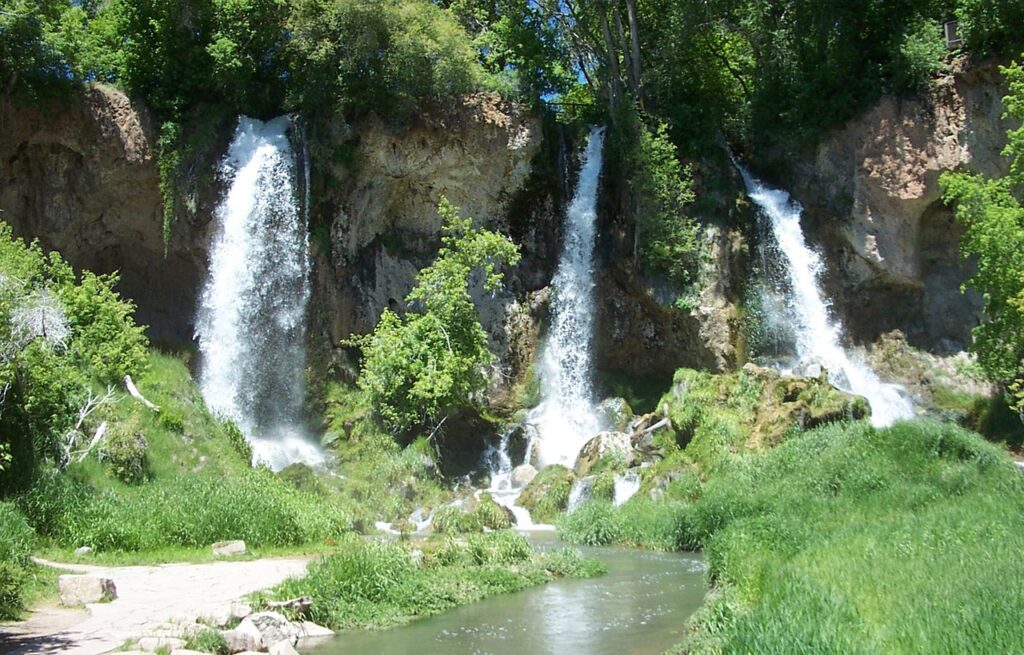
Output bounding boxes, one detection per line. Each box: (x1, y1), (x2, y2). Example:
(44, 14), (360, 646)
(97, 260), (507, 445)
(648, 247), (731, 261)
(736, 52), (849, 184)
(0, 86), (204, 344)
(309, 93), (543, 391)
(788, 62), (1012, 353)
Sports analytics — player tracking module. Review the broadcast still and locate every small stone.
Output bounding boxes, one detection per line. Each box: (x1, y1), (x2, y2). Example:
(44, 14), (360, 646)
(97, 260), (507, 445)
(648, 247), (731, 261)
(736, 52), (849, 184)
(269, 642), (300, 655)
(59, 575), (117, 606)
(74, 546), (93, 556)
(211, 540), (247, 556)
(138, 636), (186, 652)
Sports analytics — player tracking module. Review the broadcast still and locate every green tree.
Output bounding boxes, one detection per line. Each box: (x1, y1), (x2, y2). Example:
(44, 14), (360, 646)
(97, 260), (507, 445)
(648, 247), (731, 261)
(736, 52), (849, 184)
(0, 224), (149, 493)
(940, 59), (1024, 421)
(350, 199), (521, 432)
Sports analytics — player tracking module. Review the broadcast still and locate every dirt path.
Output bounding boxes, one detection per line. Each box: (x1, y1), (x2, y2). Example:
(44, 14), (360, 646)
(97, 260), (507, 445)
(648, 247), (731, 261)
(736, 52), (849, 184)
(0, 557), (310, 655)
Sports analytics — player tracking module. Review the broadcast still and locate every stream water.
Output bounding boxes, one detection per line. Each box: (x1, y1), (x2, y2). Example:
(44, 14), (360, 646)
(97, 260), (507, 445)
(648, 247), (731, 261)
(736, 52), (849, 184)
(308, 535), (707, 655)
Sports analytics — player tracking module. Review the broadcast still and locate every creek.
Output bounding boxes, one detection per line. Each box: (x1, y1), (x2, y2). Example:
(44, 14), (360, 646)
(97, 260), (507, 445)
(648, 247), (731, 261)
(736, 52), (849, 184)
(308, 533), (707, 655)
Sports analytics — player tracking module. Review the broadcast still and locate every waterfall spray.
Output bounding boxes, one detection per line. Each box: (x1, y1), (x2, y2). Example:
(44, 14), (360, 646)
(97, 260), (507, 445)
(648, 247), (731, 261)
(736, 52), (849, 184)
(196, 116), (323, 470)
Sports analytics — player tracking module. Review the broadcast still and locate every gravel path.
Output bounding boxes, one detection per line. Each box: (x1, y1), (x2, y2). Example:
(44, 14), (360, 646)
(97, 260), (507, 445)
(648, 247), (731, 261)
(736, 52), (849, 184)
(0, 557), (310, 655)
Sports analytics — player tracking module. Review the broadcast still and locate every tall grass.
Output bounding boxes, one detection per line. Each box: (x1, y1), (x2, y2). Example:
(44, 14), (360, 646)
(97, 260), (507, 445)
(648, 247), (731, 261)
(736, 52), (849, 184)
(564, 419), (1024, 653)
(268, 531), (604, 630)
(19, 467), (350, 552)
(0, 502), (35, 619)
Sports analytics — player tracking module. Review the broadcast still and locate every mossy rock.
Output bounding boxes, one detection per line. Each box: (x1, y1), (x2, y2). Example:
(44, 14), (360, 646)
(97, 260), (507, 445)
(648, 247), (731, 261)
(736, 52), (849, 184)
(596, 397), (634, 433)
(433, 493), (512, 534)
(518, 465), (576, 524)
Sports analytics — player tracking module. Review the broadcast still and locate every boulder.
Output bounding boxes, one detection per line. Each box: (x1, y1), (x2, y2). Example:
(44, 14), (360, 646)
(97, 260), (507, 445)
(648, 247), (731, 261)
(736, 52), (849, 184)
(221, 621), (264, 654)
(511, 464), (537, 488)
(138, 636), (186, 652)
(574, 432), (633, 477)
(246, 611), (299, 647)
(597, 397), (634, 433)
(517, 465), (576, 524)
(59, 575), (117, 606)
(74, 546), (93, 557)
(269, 642), (301, 655)
(211, 540), (247, 557)
(296, 621), (335, 639)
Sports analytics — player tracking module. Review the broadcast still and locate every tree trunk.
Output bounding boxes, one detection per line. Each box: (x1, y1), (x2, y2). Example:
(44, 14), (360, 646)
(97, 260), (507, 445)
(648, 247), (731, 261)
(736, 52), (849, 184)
(624, 0), (643, 105)
(599, 9), (622, 106)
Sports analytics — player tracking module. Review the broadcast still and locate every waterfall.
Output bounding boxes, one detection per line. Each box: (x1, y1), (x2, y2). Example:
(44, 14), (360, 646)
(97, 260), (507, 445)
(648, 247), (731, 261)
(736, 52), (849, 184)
(196, 116), (324, 470)
(528, 127), (607, 467)
(482, 427), (550, 530)
(738, 166), (915, 427)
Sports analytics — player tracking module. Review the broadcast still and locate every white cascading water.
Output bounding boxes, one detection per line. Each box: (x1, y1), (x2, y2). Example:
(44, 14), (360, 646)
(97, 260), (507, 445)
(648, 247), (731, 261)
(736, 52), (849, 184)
(196, 116), (324, 470)
(482, 428), (547, 530)
(528, 126), (607, 467)
(738, 166), (915, 426)
(612, 469), (641, 506)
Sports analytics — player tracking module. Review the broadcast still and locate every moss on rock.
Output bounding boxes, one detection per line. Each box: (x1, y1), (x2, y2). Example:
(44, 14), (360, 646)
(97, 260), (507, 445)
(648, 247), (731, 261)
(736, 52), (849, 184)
(518, 465), (576, 524)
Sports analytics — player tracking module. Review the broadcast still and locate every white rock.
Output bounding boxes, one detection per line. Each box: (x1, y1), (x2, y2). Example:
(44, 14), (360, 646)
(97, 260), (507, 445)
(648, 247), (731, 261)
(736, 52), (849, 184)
(59, 575), (117, 606)
(138, 636), (186, 652)
(511, 464), (537, 488)
(247, 611), (299, 647)
(269, 642), (300, 655)
(211, 540), (247, 556)
(74, 546), (93, 556)
(296, 621), (335, 639)
(222, 621), (264, 654)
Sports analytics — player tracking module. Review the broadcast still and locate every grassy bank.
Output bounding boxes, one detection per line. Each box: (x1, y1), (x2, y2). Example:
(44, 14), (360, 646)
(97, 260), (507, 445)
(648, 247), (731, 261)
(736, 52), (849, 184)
(561, 419), (1024, 653)
(263, 531), (605, 631)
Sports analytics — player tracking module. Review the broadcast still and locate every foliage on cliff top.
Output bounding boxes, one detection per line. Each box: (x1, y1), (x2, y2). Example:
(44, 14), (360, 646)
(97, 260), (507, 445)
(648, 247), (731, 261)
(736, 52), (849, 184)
(941, 57), (1024, 421)
(350, 199), (520, 434)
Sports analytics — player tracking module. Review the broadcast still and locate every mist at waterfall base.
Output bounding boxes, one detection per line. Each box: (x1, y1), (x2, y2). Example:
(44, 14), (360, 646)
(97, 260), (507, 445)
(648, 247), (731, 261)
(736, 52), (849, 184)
(738, 166), (915, 427)
(196, 116), (324, 471)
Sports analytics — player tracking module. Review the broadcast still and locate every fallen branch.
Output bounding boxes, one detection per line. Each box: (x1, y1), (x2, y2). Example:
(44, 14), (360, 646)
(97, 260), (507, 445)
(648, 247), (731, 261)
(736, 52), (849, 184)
(76, 421), (108, 463)
(637, 416), (671, 437)
(124, 375), (159, 411)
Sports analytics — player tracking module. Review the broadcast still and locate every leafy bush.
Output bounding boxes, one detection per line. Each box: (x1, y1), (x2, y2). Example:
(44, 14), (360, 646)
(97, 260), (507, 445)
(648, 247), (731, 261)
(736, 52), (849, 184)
(97, 429), (150, 484)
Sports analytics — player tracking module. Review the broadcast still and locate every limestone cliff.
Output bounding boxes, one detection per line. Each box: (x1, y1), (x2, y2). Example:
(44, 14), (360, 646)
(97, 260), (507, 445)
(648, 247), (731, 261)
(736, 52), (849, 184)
(0, 85), (205, 344)
(788, 61), (1013, 353)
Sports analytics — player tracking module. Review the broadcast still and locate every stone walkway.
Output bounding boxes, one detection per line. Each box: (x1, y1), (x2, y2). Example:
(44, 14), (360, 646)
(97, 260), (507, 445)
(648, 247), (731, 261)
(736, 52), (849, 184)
(0, 557), (310, 655)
